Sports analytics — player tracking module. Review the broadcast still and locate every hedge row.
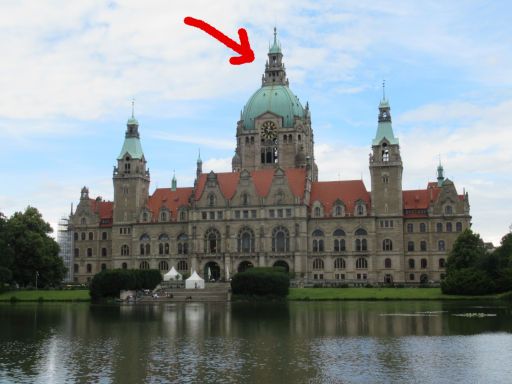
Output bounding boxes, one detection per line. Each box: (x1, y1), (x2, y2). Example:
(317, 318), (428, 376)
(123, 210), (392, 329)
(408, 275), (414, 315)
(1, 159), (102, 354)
(89, 269), (162, 300)
(231, 267), (289, 297)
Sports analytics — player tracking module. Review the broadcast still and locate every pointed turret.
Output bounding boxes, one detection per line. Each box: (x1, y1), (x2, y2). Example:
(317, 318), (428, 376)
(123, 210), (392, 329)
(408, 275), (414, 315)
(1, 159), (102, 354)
(262, 27), (288, 86)
(372, 82), (398, 146)
(117, 100), (144, 160)
(196, 149), (203, 180)
(437, 161), (445, 187)
(171, 170), (177, 191)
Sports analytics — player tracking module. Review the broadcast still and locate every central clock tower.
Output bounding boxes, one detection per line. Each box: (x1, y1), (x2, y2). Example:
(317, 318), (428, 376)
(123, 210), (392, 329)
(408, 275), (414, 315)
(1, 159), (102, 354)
(233, 28), (317, 180)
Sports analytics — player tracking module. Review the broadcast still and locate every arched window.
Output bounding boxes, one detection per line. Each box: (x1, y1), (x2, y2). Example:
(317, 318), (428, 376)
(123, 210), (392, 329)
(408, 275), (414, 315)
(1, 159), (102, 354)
(178, 233), (189, 255)
(334, 258), (346, 269)
(142, 211), (149, 222)
(207, 193), (216, 207)
(384, 258), (392, 268)
(179, 209), (187, 221)
(356, 258), (368, 269)
(446, 222), (452, 232)
(420, 223), (426, 233)
(88, 232), (94, 240)
(160, 211), (168, 222)
(439, 258), (446, 268)
(122, 262), (128, 270)
(312, 229), (324, 252)
(140, 234), (150, 256)
(408, 259), (415, 269)
(177, 260), (188, 271)
(312, 258), (324, 270)
(421, 258), (428, 269)
(314, 206), (322, 217)
(456, 222), (463, 232)
(139, 261), (150, 270)
(204, 228), (221, 254)
(436, 223), (443, 232)
(121, 244), (130, 256)
(438, 240), (445, 251)
(80, 217), (86, 225)
(238, 227), (255, 253)
(158, 234), (170, 255)
(158, 260), (169, 271)
(444, 205), (453, 214)
(333, 229), (346, 252)
(383, 239), (393, 251)
(420, 241), (427, 251)
(408, 241), (415, 252)
(272, 226), (289, 253)
(355, 228), (368, 251)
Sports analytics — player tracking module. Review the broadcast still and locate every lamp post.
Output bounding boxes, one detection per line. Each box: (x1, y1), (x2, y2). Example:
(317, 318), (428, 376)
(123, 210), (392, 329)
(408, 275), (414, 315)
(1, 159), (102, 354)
(35, 271), (39, 291)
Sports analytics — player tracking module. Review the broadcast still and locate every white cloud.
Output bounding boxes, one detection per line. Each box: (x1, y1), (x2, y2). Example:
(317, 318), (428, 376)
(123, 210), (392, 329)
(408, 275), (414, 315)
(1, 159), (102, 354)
(150, 130), (233, 150)
(203, 157), (232, 173)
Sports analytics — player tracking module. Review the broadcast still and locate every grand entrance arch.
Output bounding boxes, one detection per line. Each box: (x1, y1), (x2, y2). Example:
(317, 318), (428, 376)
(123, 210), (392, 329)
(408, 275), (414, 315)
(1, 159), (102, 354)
(273, 260), (289, 273)
(204, 261), (221, 281)
(238, 261), (254, 273)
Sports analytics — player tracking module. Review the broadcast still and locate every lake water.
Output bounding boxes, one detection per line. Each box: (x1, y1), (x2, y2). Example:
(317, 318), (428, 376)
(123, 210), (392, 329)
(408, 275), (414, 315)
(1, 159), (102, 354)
(1, 301), (511, 383)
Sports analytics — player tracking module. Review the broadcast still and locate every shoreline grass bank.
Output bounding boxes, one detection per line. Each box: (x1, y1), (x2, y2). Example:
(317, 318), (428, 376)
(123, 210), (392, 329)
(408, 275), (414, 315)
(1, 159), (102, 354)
(0, 289), (90, 302)
(288, 287), (505, 301)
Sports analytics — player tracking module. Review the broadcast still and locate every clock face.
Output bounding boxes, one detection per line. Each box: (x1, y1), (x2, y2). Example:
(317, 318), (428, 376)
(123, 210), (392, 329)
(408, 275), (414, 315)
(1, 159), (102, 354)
(261, 121), (277, 140)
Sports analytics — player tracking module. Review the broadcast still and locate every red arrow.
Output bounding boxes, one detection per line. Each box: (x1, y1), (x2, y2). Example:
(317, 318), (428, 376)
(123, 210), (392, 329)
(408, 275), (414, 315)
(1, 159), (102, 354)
(184, 17), (254, 65)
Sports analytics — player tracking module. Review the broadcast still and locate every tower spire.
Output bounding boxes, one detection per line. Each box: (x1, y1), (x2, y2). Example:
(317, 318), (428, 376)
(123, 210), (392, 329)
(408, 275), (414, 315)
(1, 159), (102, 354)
(171, 169), (177, 191)
(382, 80), (386, 101)
(131, 97), (135, 118)
(373, 86), (398, 145)
(262, 27), (287, 86)
(437, 157), (445, 187)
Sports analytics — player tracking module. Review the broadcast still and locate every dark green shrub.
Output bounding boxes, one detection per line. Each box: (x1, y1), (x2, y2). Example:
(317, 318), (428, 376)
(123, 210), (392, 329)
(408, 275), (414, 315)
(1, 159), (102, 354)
(10, 296), (18, 303)
(89, 269), (162, 300)
(441, 268), (496, 295)
(231, 268), (289, 297)
(0, 267), (12, 285)
(495, 268), (512, 293)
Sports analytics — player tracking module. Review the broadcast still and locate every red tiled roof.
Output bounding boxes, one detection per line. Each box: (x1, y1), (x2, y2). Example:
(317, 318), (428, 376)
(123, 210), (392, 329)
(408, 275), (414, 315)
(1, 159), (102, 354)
(147, 187), (194, 221)
(195, 168), (307, 201)
(89, 199), (113, 219)
(310, 180), (370, 216)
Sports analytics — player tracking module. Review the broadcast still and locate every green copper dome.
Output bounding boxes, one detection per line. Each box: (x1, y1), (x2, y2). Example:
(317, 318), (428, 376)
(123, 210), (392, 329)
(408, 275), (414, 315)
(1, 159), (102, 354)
(242, 84), (304, 130)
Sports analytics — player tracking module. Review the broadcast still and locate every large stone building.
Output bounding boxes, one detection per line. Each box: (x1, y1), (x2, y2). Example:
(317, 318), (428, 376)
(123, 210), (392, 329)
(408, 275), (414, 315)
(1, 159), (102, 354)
(70, 30), (471, 284)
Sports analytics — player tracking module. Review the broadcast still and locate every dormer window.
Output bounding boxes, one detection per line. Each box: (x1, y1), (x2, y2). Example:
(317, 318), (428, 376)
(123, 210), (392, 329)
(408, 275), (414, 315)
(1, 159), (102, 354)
(444, 205), (453, 215)
(124, 163), (131, 173)
(160, 211), (167, 222)
(355, 202), (366, 216)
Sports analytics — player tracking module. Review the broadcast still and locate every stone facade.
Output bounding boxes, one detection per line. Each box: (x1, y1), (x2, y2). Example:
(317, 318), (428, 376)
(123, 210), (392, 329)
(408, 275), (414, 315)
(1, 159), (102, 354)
(69, 31), (471, 284)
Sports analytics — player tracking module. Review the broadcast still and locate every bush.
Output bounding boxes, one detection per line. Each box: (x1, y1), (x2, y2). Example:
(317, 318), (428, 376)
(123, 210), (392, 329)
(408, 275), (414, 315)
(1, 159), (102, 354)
(89, 269), (162, 300)
(0, 267), (12, 285)
(441, 268), (496, 295)
(231, 267), (289, 297)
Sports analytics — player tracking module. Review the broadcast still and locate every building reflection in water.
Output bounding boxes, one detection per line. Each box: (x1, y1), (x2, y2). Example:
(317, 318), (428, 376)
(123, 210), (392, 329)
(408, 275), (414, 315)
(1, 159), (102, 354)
(0, 301), (511, 383)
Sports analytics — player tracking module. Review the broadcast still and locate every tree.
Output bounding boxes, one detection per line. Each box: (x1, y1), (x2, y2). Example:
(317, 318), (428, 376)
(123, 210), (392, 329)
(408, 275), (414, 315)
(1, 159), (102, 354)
(494, 232), (512, 267)
(4, 207), (66, 287)
(446, 229), (486, 273)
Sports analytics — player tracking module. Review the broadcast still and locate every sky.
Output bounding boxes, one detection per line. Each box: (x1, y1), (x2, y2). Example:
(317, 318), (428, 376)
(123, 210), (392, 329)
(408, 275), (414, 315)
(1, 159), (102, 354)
(0, 0), (511, 245)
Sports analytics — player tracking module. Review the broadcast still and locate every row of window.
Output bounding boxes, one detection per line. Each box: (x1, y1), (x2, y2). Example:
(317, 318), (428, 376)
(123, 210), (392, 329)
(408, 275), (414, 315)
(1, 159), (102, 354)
(406, 222), (463, 233)
(74, 231), (109, 241)
(74, 247), (109, 258)
(311, 257), (446, 270)
(74, 260), (189, 274)
(312, 203), (367, 218)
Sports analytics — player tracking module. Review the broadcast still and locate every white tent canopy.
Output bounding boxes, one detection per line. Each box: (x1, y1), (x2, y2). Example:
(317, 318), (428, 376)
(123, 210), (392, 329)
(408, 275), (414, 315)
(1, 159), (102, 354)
(185, 270), (205, 289)
(163, 266), (182, 281)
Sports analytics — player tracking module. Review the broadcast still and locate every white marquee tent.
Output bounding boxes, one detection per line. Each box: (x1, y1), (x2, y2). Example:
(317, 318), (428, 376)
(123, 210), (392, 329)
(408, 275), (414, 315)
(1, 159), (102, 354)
(163, 266), (182, 281)
(185, 270), (205, 289)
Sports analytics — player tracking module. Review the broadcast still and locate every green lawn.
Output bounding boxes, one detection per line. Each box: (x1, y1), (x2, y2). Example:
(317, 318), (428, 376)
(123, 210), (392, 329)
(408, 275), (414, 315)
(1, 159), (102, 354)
(288, 287), (503, 301)
(0, 289), (90, 302)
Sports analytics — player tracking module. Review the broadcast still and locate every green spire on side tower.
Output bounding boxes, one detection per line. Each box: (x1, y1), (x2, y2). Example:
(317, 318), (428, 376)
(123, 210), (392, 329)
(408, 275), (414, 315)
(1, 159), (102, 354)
(171, 170), (177, 191)
(269, 27), (281, 53)
(437, 159), (445, 187)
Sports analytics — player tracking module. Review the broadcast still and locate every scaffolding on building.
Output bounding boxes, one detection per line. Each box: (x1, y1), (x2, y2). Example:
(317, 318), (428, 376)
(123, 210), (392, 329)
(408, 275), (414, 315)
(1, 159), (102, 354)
(57, 216), (74, 282)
